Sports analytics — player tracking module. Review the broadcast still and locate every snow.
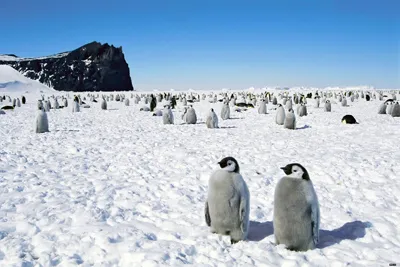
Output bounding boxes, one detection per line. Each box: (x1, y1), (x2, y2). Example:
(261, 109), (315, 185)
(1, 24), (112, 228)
(0, 89), (400, 266)
(0, 65), (55, 94)
(0, 52), (69, 62)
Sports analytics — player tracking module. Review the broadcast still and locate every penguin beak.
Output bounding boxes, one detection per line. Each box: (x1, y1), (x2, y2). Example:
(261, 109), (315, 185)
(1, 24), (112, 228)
(280, 166), (290, 175)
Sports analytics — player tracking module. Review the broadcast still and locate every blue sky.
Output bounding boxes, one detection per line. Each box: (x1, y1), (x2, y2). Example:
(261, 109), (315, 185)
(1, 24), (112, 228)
(0, 0), (399, 90)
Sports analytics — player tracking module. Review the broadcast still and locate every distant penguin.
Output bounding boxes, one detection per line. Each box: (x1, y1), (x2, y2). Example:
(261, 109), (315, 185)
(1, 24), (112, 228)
(324, 100), (331, 112)
(274, 163), (320, 251)
(341, 115), (358, 124)
(378, 103), (387, 114)
(16, 98), (21, 107)
(366, 94), (370, 101)
(171, 96), (177, 109)
(63, 98), (68, 107)
(205, 157), (250, 244)
(258, 100), (267, 114)
(298, 104), (308, 117)
(206, 108), (219, 128)
(341, 97), (347, 107)
(284, 109), (296, 130)
(185, 106), (197, 124)
(35, 109), (49, 133)
(54, 98), (59, 109)
(285, 99), (292, 110)
(181, 107), (188, 121)
(37, 100), (44, 110)
(125, 98), (130, 106)
(163, 106), (174, 124)
(44, 101), (51, 112)
(221, 100), (230, 120)
(153, 110), (163, 116)
(275, 104), (285, 125)
(350, 95), (355, 102)
(101, 99), (107, 110)
(272, 96), (278, 105)
(22, 96), (26, 104)
(391, 102), (400, 117)
(386, 102), (393, 115)
(72, 99), (80, 112)
(314, 98), (320, 108)
(183, 97), (188, 106)
(282, 98), (287, 106)
(12, 98), (16, 107)
(150, 95), (157, 111)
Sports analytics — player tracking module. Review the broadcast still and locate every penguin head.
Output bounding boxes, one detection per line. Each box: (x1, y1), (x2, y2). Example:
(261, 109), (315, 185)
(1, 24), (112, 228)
(280, 163), (310, 180)
(218, 157), (240, 173)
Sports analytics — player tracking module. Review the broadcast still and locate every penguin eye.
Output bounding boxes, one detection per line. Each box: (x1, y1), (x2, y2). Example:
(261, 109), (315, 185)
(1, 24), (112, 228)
(293, 170), (297, 172)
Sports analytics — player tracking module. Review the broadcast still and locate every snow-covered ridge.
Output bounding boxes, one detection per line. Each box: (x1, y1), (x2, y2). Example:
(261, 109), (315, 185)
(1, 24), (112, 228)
(0, 52), (69, 62)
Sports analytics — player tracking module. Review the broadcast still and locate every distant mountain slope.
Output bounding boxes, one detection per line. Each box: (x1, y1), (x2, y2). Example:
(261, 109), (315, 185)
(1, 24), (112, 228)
(0, 65), (55, 93)
(0, 42), (134, 92)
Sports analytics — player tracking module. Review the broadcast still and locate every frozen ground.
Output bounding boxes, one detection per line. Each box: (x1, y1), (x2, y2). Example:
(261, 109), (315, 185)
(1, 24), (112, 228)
(0, 90), (399, 266)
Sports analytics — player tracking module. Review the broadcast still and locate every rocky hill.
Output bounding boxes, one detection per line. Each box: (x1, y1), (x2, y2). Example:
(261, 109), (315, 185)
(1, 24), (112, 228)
(0, 42), (134, 92)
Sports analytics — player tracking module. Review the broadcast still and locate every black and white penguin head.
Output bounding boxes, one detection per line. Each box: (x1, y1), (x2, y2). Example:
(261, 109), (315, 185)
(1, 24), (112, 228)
(218, 157), (240, 173)
(281, 163), (310, 180)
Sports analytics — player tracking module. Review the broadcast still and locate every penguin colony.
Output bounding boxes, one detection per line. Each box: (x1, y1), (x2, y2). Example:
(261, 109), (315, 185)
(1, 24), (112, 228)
(1, 89), (399, 251)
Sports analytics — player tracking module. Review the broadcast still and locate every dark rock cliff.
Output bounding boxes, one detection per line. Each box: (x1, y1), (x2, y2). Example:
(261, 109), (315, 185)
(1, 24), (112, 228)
(0, 41), (134, 92)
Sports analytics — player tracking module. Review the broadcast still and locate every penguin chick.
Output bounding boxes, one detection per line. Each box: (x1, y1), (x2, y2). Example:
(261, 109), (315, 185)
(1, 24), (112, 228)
(206, 108), (219, 128)
(205, 157), (250, 244)
(274, 163), (320, 251)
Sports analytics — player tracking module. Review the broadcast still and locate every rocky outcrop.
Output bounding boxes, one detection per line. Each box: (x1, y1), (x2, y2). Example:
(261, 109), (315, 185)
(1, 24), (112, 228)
(0, 41), (134, 92)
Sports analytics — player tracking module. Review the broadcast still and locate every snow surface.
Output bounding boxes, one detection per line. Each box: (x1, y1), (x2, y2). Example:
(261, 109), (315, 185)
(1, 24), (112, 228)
(0, 89), (400, 266)
(0, 52), (69, 62)
(0, 65), (55, 94)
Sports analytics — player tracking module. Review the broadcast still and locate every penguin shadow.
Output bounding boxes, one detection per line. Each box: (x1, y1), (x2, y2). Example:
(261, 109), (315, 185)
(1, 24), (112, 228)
(218, 126), (237, 129)
(317, 220), (371, 249)
(296, 125), (311, 130)
(107, 108), (119, 111)
(228, 117), (244, 120)
(53, 130), (80, 132)
(247, 221), (274, 241)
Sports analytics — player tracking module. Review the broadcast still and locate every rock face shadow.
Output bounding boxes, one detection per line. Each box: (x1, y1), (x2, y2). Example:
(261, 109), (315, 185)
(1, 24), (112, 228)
(317, 220), (371, 249)
(247, 221), (273, 242)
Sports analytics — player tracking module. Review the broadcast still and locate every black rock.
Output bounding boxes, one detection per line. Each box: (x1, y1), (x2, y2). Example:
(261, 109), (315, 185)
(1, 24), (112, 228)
(0, 41), (134, 92)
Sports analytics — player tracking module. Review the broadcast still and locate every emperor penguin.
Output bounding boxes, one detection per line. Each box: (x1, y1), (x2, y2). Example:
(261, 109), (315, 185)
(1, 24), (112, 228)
(221, 100), (230, 120)
(324, 100), (331, 112)
(258, 100), (267, 114)
(163, 105), (174, 124)
(185, 106), (197, 124)
(378, 103), (387, 114)
(298, 104), (308, 117)
(101, 99), (107, 110)
(272, 96), (278, 105)
(16, 98), (21, 107)
(341, 97), (347, 107)
(273, 163), (320, 251)
(285, 99), (292, 110)
(72, 99), (80, 112)
(125, 98), (130, 106)
(37, 100), (44, 110)
(150, 95), (157, 111)
(63, 98), (68, 108)
(314, 97), (320, 108)
(275, 104), (285, 125)
(386, 102), (394, 115)
(35, 109), (49, 133)
(284, 109), (296, 130)
(22, 96), (26, 104)
(205, 157), (250, 244)
(391, 102), (400, 117)
(206, 108), (219, 128)
(341, 115), (358, 124)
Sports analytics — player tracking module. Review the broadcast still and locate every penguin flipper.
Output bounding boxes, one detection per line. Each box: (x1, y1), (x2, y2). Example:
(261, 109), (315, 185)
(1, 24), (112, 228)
(205, 201), (211, 227)
(239, 182), (250, 234)
(311, 201), (320, 245)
